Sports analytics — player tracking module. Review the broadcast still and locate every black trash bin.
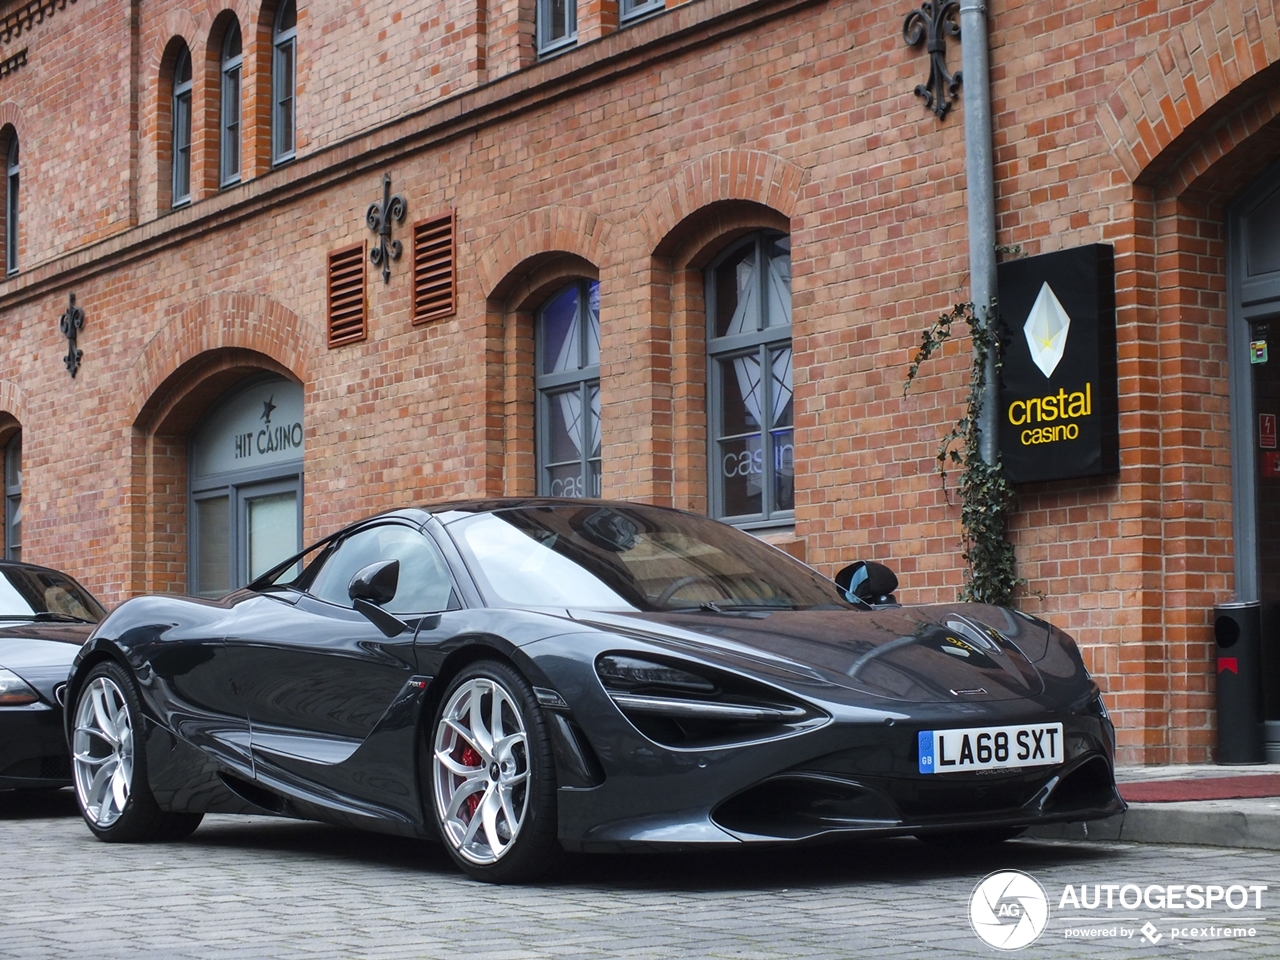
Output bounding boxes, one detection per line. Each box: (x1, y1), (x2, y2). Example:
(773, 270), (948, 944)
(1214, 601), (1265, 764)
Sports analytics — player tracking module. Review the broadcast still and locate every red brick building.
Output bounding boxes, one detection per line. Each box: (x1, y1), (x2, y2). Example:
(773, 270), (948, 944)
(1, 0), (1278, 764)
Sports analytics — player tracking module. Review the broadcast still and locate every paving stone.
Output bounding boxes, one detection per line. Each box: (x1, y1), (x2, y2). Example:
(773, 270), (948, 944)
(2, 792), (1279, 958)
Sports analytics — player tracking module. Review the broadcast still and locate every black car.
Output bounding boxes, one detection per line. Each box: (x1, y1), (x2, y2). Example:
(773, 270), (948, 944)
(66, 499), (1122, 881)
(1, 561), (105, 790)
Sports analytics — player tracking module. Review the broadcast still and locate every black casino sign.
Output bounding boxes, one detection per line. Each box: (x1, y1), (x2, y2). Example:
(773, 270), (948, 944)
(997, 244), (1119, 484)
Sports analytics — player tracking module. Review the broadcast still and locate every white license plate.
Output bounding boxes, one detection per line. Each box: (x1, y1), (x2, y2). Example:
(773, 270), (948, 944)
(918, 722), (1064, 774)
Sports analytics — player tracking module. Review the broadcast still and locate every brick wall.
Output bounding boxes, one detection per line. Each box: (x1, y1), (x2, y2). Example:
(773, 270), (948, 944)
(0, 0), (1278, 762)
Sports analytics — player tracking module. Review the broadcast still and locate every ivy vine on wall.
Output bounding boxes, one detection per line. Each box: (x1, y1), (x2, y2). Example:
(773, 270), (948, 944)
(903, 301), (1022, 607)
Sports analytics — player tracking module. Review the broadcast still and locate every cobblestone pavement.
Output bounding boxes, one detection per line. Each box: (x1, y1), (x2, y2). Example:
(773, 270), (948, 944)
(2, 790), (1277, 960)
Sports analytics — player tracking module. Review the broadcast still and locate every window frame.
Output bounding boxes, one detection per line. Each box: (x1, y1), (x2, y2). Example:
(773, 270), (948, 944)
(219, 22), (243, 188)
(271, 0), (297, 166)
(171, 47), (193, 206)
(190, 468), (303, 597)
(705, 231), (795, 527)
(5, 135), (17, 277)
(536, 0), (577, 57)
(535, 278), (602, 500)
(4, 432), (20, 562)
(620, 0), (665, 24)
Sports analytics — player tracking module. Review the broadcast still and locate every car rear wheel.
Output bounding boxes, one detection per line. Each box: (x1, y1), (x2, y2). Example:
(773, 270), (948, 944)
(430, 660), (563, 883)
(71, 661), (203, 842)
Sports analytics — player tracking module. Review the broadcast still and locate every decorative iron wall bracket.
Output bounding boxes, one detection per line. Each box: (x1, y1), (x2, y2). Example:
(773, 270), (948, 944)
(904, 1), (962, 120)
(59, 292), (83, 377)
(367, 174), (407, 284)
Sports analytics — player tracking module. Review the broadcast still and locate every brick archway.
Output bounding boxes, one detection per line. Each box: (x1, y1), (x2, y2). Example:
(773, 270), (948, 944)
(639, 149), (806, 255)
(126, 292), (317, 597)
(1099, 0), (1280, 183)
(476, 203), (615, 302)
(0, 378), (27, 426)
(128, 291), (315, 430)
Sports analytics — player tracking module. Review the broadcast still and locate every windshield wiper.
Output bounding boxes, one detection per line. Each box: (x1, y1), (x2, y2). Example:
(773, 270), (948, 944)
(656, 601), (726, 614)
(0, 612), (97, 624)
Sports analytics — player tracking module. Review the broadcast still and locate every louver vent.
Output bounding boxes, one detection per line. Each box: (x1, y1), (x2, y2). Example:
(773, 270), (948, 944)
(412, 211), (456, 325)
(327, 243), (366, 347)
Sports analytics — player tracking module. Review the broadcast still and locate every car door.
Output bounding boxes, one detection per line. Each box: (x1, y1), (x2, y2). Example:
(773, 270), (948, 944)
(226, 521), (457, 811)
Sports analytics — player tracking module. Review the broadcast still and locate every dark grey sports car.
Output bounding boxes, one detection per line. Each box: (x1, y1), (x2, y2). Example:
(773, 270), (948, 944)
(1, 561), (105, 790)
(66, 500), (1122, 881)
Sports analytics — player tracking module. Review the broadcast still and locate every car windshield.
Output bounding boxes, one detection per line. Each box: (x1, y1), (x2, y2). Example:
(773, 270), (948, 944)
(0, 565), (106, 622)
(444, 504), (853, 612)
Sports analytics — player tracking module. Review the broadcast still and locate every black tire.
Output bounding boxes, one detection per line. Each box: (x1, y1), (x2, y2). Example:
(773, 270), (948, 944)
(915, 826), (1026, 848)
(70, 661), (203, 843)
(428, 660), (564, 883)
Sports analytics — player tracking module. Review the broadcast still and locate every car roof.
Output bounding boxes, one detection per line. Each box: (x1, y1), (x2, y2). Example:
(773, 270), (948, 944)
(413, 497), (687, 517)
(0, 558), (77, 577)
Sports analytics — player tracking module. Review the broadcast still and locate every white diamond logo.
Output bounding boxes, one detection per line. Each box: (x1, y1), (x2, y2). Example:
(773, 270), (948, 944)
(1023, 282), (1072, 378)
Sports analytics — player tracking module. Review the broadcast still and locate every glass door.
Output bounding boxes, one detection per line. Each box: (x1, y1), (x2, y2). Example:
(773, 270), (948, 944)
(243, 482), (300, 582)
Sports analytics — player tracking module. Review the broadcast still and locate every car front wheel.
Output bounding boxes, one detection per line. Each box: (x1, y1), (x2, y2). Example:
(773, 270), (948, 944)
(430, 660), (563, 882)
(71, 661), (202, 842)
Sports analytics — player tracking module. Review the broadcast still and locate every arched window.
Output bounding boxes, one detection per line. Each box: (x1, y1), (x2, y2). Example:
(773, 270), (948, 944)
(4, 432), (20, 561)
(536, 279), (601, 498)
(706, 232), (793, 524)
(220, 22), (243, 187)
(272, 0), (297, 165)
(5, 135), (17, 277)
(172, 47), (193, 205)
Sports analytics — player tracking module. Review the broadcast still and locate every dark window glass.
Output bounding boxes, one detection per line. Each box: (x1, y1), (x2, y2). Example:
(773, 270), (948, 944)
(272, 1), (297, 164)
(220, 23), (243, 186)
(0, 563), (105, 622)
(537, 0), (576, 55)
(172, 48), (193, 205)
(446, 504), (849, 612)
(5, 135), (17, 276)
(620, 0), (664, 23)
(707, 233), (793, 524)
(4, 433), (19, 562)
(536, 279), (601, 499)
(309, 524), (454, 614)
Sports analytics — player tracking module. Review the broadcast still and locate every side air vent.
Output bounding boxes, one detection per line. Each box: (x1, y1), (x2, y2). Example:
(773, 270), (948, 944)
(412, 211), (456, 325)
(327, 243), (367, 347)
(713, 775), (898, 838)
(217, 772), (288, 814)
(1044, 756), (1120, 813)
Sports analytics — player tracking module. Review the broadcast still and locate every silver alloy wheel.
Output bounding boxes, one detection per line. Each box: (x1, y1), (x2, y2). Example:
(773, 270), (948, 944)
(432, 676), (530, 864)
(72, 676), (135, 828)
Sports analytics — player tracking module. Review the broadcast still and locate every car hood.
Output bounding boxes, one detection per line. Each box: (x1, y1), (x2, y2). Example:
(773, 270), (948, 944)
(0, 623), (93, 700)
(570, 604), (1050, 703)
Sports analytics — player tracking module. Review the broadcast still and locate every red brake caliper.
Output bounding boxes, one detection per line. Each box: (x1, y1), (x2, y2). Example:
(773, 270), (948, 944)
(454, 744), (483, 821)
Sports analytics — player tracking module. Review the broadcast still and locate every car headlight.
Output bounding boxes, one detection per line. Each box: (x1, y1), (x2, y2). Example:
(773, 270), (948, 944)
(1092, 692), (1110, 721)
(596, 654), (717, 694)
(0, 667), (40, 706)
(595, 652), (825, 748)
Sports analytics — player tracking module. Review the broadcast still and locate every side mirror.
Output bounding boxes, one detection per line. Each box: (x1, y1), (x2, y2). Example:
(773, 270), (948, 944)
(348, 560), (408, 638)
(349, 559), (400, 606)
(835, 560), (899, 605)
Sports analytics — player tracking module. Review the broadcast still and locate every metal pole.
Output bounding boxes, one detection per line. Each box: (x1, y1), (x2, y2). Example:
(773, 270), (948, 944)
(959, 0), (998, 465)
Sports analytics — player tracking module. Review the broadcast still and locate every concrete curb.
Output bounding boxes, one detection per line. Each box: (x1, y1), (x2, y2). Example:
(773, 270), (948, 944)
(1026, 798), (1280, 850)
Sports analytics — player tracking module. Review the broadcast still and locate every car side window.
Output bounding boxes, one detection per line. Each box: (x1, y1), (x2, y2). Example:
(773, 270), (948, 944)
(308, 524), (455, 614)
